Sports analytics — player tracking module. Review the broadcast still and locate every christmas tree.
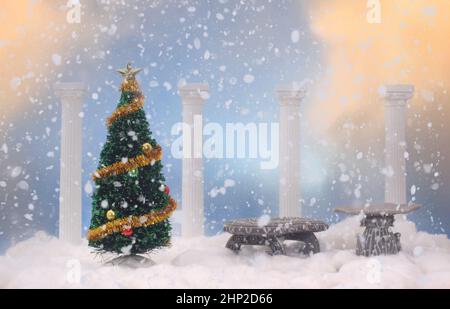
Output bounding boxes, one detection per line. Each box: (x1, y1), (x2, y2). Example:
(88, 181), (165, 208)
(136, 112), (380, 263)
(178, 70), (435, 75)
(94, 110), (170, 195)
(87, 63), (176, 256)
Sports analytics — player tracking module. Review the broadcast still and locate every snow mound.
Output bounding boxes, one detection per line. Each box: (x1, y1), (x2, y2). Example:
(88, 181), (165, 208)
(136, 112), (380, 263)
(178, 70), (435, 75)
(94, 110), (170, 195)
(1, 218), (450, 288)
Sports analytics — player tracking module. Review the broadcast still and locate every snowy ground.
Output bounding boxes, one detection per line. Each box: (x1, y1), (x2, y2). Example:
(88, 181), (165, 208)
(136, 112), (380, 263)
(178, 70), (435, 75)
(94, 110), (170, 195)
(1, 216), (450, 289)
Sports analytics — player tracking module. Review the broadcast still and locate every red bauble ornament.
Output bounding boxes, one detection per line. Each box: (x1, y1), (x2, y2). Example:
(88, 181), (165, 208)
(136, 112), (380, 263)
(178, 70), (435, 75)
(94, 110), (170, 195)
(164, 185), (170, 195)
(121, 228), (133, 237)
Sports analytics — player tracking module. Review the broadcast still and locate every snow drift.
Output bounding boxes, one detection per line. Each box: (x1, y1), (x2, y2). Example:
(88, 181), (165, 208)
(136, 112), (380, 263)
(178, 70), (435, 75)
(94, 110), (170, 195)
(1, 217), (450, 289)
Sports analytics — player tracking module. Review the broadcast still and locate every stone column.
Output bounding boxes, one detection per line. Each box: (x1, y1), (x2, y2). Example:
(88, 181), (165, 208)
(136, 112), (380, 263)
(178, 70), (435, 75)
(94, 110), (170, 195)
(55, 83), (86, 244)
(179, 83), (209, 237)
(276, 85), (306, 217)
(380, 84), (414, 205)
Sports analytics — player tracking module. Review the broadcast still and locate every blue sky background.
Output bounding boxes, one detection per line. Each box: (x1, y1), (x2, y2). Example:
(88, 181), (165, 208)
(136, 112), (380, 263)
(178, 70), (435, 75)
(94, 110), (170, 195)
(0, 0), (448, 253)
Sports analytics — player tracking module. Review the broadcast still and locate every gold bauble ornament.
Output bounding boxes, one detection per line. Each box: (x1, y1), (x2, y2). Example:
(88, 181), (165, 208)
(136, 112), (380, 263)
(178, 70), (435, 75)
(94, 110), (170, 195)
(128, 169), (138, 177)
(142, 143), (153, 152)
(106, 210), (116, 221)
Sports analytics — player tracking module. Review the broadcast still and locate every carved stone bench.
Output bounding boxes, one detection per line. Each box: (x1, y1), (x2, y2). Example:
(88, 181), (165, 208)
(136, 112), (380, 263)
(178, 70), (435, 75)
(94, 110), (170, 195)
(223, 217), (329, 255)
(335, 203), (421, 257)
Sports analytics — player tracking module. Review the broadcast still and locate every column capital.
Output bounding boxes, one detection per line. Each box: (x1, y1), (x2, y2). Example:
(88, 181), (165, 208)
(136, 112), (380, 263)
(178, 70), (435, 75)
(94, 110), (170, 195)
(54, 82), (86, 99)
(380, 84), (414, 105)
(179, 83), (209, 105)
(275, 84), (306, 106)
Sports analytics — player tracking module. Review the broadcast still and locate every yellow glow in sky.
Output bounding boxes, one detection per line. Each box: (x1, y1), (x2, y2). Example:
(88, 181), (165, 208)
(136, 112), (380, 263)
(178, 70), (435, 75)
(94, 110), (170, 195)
(308, 0), (450, 134)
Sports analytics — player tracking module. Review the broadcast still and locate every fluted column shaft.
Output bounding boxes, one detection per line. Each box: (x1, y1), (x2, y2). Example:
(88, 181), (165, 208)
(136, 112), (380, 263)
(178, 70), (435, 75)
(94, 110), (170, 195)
(179, 83), (209, 237)
(380, 84), (414, 205)
(276, 85), (306, 217)
(55, 83), (86, 244)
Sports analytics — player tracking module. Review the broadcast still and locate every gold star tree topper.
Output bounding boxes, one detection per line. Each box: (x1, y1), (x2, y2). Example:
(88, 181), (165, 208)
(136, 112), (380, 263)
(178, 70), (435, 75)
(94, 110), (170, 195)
(117, 63), (142, 92)
(117, 62), (142, 81)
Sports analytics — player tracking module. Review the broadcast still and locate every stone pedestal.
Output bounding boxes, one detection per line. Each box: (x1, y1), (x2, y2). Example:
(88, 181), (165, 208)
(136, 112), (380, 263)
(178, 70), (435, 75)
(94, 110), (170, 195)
(335, 203), (420, 256)
(356, 214), (401, 256)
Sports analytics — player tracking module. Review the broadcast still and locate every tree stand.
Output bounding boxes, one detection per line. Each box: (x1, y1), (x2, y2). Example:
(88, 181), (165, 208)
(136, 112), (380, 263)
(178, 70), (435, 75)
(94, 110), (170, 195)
(106, 254), (155, 268)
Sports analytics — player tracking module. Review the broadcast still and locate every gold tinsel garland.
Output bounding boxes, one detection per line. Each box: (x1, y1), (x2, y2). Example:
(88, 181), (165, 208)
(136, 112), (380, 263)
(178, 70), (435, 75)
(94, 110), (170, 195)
(87, 197), (177, 241)
(106, 96), (145, 127)
(92, 144), (162, 181)
(120, 78), (141, 93)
